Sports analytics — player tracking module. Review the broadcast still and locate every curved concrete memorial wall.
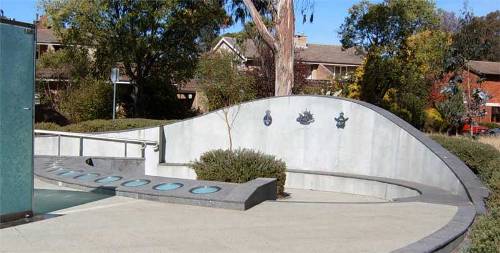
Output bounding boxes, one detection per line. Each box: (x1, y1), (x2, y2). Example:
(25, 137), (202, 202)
(162, 96), (487, 212)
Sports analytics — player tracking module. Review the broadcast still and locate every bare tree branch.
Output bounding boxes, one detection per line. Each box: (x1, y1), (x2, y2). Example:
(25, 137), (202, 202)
(242, 0), (277, 53)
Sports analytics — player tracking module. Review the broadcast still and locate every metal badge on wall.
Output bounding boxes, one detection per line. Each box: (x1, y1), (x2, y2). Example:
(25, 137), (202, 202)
(335, 112), (349, 129)
(297, 110), (315, 125)
(263, 110), (272, 126)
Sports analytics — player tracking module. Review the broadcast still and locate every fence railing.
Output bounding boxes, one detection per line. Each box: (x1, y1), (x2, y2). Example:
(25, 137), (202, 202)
(34, 129), (159, 158)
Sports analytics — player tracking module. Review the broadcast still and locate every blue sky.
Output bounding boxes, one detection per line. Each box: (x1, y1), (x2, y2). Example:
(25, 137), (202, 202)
(1, 0), (498, 45)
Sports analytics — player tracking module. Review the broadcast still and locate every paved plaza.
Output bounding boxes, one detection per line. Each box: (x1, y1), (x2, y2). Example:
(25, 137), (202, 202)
(0, 179), (457, 253)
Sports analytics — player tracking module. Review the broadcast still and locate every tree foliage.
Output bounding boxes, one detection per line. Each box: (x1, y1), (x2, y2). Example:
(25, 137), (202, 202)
(436, 79), (466, 135)
(36, 48), (111, 122)
(196, 52), (256, 111)
(437, 9), (460, 33)
(224, 0), (314, 95)
(224, 22), (309, 98)
(42, 0), (227, 118)
(449, 10), (500, 65)
(436, 10), (497, 134)
(59, 78), (113, 122)
(339, 0), (447, 127)
(339, 0), (438, 56)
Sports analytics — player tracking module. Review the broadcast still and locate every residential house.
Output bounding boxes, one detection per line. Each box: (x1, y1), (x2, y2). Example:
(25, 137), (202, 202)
(211, 35), (363, 81)
(186, 35), (364, 111)
(465, 60), (500, 123)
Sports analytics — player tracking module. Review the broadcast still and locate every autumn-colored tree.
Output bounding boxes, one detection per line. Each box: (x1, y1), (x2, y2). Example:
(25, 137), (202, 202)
(339, 0), (447, 127)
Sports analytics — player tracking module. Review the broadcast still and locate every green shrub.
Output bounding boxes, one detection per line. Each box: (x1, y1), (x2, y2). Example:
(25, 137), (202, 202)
(423, 107), (448, 133)
(430, 134), (500, 253)
(59, 78), (113, 122)
(468, 205), (500, 253)
(430, 135), (500, 181)
(35, 118), (174, 133)
(191, 149), (287, 195)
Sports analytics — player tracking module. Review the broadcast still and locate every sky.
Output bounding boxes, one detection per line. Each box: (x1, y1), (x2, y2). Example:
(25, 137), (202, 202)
(1, 0), (499, 45)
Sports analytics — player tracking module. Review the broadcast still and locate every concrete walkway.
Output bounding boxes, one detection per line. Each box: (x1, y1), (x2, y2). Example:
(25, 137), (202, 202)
(0, 179), (457, 253)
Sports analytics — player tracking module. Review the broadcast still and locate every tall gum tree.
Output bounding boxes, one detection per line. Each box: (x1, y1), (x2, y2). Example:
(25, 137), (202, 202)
(240, 0), (295, 96)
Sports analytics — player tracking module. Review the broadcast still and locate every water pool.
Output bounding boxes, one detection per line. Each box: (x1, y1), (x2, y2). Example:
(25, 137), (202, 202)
(190, 186), (221, 194)
(153, 183), (183, 191)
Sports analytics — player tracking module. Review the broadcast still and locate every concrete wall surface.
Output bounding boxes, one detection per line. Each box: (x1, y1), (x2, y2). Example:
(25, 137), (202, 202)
(35, 127), (162, 173)
(162, 96), (468, 197)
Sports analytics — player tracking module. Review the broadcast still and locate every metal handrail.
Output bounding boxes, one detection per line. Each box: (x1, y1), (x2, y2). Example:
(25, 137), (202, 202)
(34, 129), (159, 158)
(34, 130), (157, 144)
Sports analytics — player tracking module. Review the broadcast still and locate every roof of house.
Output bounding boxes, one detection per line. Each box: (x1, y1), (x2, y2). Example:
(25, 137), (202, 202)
(218, 37), (259, 59)
(37, 28), (60, 44)
(36, 67), (69, 80)
(467, 60), (500, 76)
(296, 44), (362, 65)
(214, 37), (363, 65)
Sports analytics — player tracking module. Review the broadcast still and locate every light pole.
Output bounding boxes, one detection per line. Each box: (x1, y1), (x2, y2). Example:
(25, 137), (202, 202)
(110, 67), (119, 120)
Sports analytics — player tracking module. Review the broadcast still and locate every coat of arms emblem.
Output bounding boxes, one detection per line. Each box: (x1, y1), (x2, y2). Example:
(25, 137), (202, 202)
(263, 110), (272, 126)
(297, 110), (315, 125)
(335, 112), (349, 129)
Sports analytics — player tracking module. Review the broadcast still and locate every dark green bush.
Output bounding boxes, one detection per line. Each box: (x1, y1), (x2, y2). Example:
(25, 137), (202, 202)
(430, 135), (500, 181)
(191, 149), (287, 195)
(34, 122), (62, 131)
(468, 205), (500, 253)
(430, 134), (500, 252)
(59, 78), (113, 122)
(35, 118), (174, 133)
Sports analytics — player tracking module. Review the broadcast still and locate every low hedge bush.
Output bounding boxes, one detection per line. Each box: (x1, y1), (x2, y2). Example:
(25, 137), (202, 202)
(191, 149), (287, 196)
(430, 135), (500, 181)
(430, 134), (500, 252)
(34, 122), (62, 131)
(35, 118), (174, 133)
(479, 122), (500, 129)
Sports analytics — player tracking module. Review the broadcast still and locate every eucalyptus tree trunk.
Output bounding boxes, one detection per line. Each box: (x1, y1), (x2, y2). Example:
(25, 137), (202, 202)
(274, 0), (294, 96)
(242, 0), (294, 96)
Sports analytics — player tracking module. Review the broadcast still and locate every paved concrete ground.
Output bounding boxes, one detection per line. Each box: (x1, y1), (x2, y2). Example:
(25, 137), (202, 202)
(0, 179), (457, 253)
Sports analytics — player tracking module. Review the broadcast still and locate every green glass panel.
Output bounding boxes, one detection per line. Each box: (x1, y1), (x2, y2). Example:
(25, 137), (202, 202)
(0, 20), (34, 218)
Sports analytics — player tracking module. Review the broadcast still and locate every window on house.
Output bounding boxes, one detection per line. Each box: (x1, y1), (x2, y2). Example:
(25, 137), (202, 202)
(333, 66), (341, 77)
(492, 107), (500, 123)
(37, 44), (48, 59)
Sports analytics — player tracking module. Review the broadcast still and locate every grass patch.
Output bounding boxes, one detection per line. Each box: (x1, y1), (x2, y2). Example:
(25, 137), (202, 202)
(35, 118), (175, 133)
(478, 136), (500, 152)
(430, 134), (500, 252)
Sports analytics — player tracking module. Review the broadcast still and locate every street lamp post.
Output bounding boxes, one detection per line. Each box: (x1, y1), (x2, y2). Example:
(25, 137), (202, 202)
(110, 67), (119, 120)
